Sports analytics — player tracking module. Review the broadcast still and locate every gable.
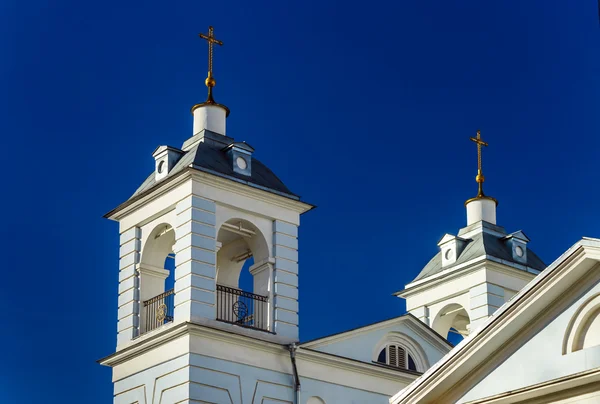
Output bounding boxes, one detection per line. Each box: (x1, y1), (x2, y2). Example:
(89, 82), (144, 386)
(458, 268), (600, 403)
(301, 317), (451, 373)
(391, 238), (600, 404)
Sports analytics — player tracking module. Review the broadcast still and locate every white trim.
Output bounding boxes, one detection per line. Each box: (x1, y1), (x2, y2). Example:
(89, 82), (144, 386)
(301, 315), (451, 354)
(563, 291), (600, 354)
(399, 257), (536, 298)
(462, 367), (600, 403)
(390, 238), (600, 404)
(98, 321), (418, 385)
(372, 332), (430, 372)
(107, 168), (313, 222)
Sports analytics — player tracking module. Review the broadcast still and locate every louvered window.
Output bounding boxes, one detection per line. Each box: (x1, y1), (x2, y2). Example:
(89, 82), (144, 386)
(388, 345), (406, 368)
(377, 345), (417, 371)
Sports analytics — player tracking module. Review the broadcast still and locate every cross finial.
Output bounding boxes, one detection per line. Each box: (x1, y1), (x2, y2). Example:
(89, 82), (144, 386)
(469, 129), (490, 199)
(198, 26), (223, 104)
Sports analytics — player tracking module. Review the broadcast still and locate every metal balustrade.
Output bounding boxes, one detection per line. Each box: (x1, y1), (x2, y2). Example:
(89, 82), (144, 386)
(216, 284), (269, 332)
(142, 289), (174, 334)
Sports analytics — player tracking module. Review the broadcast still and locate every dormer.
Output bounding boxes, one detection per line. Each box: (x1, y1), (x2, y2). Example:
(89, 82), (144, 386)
(152, 145), (183, 181)
(437, 233), (469, 267)
(223, 141), (254, 176)
(501, 230), (530, 264)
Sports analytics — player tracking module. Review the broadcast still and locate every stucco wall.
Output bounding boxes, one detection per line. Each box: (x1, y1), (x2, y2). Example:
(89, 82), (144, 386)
(458, 280), (600, 403)
(113, 352), (392, 404)
(306, 320), (449, 372)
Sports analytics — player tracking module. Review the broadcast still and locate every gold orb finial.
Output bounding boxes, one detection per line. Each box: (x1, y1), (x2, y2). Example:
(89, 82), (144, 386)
(465, 129), (497, 206)
(191, 26), (230, 116)
(205, 71), (216, 88)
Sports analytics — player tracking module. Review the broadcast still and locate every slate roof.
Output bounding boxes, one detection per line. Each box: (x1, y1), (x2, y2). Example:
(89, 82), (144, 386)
(131, 141), (298, 201)
(410, 231), (547, 283)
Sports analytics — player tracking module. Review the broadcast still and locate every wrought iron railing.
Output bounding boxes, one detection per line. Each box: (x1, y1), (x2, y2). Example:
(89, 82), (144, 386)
(142, 288), (174, 334)
(216, 284), (269, 331)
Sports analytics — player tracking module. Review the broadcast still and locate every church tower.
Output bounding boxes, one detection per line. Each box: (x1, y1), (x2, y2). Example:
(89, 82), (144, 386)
(99, 27), (313, 402)
(396, 131), (546, 339)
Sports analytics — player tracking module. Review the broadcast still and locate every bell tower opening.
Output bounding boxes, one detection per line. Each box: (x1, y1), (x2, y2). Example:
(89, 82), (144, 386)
(139, 224), (176, 335)
(216, 219), (271, 331)
(432, 303), (470, 344)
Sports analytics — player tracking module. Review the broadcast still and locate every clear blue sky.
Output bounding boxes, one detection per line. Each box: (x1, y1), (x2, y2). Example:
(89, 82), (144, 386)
(1, 1), (599, 402)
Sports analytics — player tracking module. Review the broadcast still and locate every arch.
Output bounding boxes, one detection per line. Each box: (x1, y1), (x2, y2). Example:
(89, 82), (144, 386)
(141, 223), (176, 269)
(372, 332), (429, 372)
(306, 397), (325, 404)
(216, 218), (269, 288)
(563, 292), (600, 354)
(215, 208), (273, 258)
(139, 223), (177, 334)
(215, 218), (272, 331)
(432, 303), (470, 340)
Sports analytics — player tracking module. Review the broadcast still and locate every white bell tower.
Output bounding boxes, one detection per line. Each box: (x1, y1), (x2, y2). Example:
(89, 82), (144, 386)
(396, 130), (546, 339)
(99, 27), (312, 403)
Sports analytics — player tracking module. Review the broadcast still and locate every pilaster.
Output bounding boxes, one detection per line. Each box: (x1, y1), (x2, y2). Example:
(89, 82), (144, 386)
(411, 306), (430, 327)
(117, 226), (141, 347)
(249, 258), (274, 331)
(174, 195), (217, 323)
(273, 220), (299, 340)
(469, 283), (505, 330)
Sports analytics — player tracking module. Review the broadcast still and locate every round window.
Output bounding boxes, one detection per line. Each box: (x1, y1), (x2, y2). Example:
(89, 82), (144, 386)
(515, 246), (524, 257)
(236, 156), (248, 170)
(158, 160), (165, 174)
(445, 249), (453, 260)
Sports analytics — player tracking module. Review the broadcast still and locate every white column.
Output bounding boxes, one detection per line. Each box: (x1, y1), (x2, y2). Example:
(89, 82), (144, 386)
(469, 283), (505, 331)
(249, 258), (274, 331)
(174, 195), (217, 323)
(138, 264), (170, 333)
(117, 227), (141, 347)
(273, 220), (299, 341)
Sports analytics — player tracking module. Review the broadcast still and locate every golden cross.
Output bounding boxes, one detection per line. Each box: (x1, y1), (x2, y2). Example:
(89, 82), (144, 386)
(470, 130), (488, 196)
(198, 26), (223, 102)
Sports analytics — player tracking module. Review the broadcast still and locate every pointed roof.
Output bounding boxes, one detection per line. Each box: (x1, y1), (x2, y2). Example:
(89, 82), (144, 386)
(390, 237), (600, 404)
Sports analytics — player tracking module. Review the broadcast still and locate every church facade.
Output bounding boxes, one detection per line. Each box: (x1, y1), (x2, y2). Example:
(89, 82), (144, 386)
(99, 28), (600, 404)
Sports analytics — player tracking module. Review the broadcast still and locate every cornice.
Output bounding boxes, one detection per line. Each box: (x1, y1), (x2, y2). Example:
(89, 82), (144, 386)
(98, 321), (419, 385)
(105, 169), (192, 221)
(297, 348), (418, 384)
(463, 367), (600, 403)
(105, 167), (314, 222)
(190, 170), (313, 214)
(391, 239), (600, 404)
(398, 256), (536, 299)
(301, 315), (451, 354)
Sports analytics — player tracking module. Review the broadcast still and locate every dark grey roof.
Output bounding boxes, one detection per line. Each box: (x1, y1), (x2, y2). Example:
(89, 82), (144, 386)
(411, 231), (547, 283)
(131, 141), (297, 201)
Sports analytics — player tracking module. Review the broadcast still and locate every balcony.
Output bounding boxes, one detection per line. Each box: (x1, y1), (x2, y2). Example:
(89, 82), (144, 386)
(216, 284), (269, 332)
(142, 288), (174, 334)
(140, 285), (269, 336)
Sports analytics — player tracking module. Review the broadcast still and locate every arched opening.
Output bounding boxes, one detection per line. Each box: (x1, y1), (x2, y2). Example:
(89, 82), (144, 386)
(564, 293), (600, 354)
(372, 332), (429, 372)
(215, 219), (271, 331)
(139, 223), (176, 334)
(376, 345), (418, 371)
(432, 303), (471, 344)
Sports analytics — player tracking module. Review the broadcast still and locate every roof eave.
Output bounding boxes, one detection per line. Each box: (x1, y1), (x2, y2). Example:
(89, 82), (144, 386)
(104, 165), (315, 221)
(390, 238), (600, 404)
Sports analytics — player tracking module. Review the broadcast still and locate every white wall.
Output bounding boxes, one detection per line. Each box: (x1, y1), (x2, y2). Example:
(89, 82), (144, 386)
(305, 319), (449, 372)
(458, 278), (600, 403)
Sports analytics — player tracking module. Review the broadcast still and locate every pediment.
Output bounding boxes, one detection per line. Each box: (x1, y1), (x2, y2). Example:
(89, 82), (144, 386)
(392, 238), (600, 404)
